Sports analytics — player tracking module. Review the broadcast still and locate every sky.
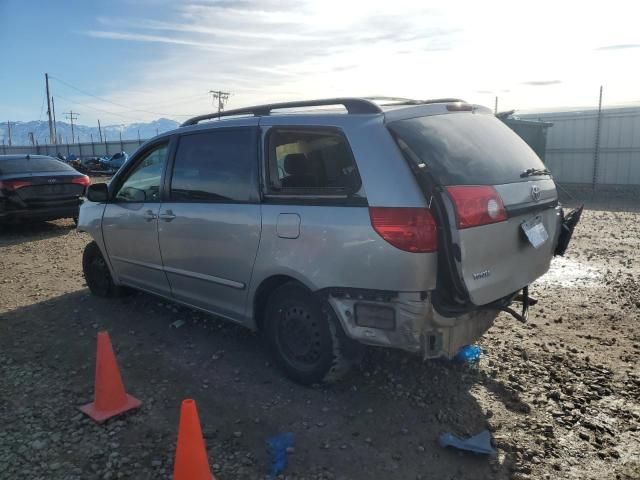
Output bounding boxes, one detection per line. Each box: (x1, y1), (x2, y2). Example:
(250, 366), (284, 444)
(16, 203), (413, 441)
(1, 0), (640, 126)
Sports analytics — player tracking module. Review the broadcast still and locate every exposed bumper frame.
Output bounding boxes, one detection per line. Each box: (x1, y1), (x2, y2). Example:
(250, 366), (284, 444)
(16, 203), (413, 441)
(326, 291), (497, 359)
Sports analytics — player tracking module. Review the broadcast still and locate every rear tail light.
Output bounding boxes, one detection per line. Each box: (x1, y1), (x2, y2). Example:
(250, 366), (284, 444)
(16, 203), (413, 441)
(369, 207), (438, 253)
(71, 175), (92, 187)
(0, 179), (32, 191)
(446, 185), (507, 229)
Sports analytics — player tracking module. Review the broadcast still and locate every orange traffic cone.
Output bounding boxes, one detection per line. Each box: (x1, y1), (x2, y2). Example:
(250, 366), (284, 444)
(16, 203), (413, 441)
(173, 399), (214, 480)
(79, 331), (142, 423)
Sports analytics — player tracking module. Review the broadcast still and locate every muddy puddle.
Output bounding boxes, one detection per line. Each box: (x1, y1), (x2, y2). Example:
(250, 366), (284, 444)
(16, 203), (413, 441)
(535, 256), (604, 288)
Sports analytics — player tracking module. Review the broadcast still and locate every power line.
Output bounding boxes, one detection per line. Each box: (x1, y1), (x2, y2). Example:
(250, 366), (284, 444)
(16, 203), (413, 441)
(50, 75), (208, 117)
(54, 93), (144, 122)
(38, 91), (46, 122)
(53, 92), (206, 122)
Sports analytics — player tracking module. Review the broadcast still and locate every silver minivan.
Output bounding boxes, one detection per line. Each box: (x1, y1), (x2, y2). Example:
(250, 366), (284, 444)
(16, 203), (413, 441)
(78, 98), (581, 384)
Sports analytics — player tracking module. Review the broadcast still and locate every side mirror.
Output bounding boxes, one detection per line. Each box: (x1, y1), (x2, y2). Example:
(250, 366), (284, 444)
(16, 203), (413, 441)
(87, 183), (109, 202)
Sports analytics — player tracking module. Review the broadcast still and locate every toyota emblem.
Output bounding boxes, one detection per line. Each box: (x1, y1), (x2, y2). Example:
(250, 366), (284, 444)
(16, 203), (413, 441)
(531, 185), (541, 202)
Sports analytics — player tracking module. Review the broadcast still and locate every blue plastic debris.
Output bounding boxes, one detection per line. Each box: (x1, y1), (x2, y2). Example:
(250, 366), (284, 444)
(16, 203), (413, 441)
(454, 344), (482, 363)
(438, 430), (496, 455)
(267, 432), (295, 477)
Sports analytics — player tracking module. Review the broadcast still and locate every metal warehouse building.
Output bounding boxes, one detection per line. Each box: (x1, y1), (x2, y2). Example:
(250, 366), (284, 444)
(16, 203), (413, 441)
(520, 106), (640, 187)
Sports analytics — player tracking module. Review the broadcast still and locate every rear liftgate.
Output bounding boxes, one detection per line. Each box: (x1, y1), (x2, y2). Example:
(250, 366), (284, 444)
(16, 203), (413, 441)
(503, 204), (584, 323)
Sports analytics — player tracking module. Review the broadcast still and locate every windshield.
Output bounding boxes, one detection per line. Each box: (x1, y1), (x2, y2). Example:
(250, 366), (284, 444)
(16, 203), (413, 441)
(0, 157), (74, 175)
(388, 113), (548, 186)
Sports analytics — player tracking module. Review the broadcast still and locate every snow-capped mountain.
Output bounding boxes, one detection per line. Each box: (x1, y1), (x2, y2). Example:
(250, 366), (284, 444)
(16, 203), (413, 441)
(0, 118), (180, 146)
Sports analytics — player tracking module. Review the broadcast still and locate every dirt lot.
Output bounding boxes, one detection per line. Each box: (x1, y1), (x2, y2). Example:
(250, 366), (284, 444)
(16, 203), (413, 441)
(1, 207), (639, 480)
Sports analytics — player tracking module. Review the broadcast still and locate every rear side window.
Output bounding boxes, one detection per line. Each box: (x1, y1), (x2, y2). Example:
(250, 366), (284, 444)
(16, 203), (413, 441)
(171, 128), (257, 202)
(0, 157), (73, 174)
(267, 128), (361, 195)
(388, 113), (547, 185)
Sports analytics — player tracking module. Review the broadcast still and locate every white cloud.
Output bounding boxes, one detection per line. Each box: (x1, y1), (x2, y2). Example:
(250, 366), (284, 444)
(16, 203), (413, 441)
(75, 0), (640, 124)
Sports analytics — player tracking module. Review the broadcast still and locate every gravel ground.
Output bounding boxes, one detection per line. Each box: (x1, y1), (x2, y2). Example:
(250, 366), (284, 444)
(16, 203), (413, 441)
(0, 208), (638, 480)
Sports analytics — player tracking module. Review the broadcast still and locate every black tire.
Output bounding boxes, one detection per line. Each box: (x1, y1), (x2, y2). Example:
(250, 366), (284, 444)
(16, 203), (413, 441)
(264, 282), (356, 385)
(82, 241), (126, 298)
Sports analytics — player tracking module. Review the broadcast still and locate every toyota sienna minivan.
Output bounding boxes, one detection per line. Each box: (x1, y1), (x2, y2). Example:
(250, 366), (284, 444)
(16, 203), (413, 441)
(78, 97), (581, 384)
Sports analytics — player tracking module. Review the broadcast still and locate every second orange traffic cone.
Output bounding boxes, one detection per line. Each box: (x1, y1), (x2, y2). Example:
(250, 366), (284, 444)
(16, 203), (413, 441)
(173, 399), (215, 480)
(79, 331), (142, 423)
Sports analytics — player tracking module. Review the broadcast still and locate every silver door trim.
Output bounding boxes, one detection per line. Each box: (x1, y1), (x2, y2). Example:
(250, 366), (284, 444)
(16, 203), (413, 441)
(110, 255), (165, 272)
(163, 265), (245, 290)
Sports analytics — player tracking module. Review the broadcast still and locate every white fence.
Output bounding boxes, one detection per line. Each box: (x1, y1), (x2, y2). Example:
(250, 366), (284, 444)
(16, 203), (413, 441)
(5, 108), (640, 188)
(1, 139), (146, 159)
(520, 107), (640, 186)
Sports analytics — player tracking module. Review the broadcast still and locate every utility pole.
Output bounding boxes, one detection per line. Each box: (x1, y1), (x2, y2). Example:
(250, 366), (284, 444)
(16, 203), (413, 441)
(209, 90), (230, 114)
(64, 111), (79, 144)
(97, 119), (103, 143)
(45, 73), (56, 144)
(494, 96), (498, 115)
(6, 121), (12, 146)
(29, 132), (35, 146)
(592, 85), (604, 190)
(52, 97), (58, 144)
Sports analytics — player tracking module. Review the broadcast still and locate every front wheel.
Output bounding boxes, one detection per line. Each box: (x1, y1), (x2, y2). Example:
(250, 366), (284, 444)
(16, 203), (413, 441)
(264, 282), (357, 385)
(82, 241), (127, 298)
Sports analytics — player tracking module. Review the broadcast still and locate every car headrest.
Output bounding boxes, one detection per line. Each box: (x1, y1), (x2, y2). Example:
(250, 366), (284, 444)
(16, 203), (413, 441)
(283, 153), (309, 176)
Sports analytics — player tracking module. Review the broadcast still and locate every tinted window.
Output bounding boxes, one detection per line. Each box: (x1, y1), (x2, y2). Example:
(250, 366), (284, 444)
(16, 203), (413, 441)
(0, 157), (73, 174)
(115, 144), (168, 202)
(171, 128), (256, 202)
(268, 128), (360, 194)
(388, 113), (548, 185)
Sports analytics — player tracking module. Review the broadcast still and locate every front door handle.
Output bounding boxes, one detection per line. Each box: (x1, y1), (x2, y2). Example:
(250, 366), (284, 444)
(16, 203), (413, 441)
(159, 210), (176, 222)
(142, 209), (157, 221)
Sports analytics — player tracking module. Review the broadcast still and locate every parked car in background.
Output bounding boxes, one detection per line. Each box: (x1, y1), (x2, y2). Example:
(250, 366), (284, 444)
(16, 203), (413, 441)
(78, 98), (581, 385)
(0, 154), (91, 224)
(99, 152), (129, 173)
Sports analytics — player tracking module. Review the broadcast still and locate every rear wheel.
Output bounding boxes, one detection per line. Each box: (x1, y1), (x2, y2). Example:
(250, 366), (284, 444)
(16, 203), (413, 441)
(264, 282), (356, 385)
(82, 241), (126, 298)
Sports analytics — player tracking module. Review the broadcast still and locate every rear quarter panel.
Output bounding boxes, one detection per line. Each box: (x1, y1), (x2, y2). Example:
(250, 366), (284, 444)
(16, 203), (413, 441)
(247, 116), (438, 327)
(247, 204), (437, 326)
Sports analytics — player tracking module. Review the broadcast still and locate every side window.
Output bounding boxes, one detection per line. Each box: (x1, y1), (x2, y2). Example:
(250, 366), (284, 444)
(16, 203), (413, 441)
(115, 144), (168, 202)
(267, 128), (361, 195)
(171, 128), (257, 202)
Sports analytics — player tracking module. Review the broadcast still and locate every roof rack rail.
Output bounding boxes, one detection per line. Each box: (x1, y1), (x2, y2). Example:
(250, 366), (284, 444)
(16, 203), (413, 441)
(181, 97), (383, 126)
(377, 97), (467, 106)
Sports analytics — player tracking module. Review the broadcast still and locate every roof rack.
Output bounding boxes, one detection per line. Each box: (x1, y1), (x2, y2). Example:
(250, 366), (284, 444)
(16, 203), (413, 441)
(376, 97), (467, 106)
(181, 97), (383, 126)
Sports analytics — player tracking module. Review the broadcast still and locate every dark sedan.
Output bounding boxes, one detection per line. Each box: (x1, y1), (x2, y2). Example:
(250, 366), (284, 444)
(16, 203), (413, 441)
(0, 154), (91, 224)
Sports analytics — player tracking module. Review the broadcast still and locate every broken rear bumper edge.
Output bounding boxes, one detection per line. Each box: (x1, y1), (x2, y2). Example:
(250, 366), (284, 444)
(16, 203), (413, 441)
(327, 292), (497, 360)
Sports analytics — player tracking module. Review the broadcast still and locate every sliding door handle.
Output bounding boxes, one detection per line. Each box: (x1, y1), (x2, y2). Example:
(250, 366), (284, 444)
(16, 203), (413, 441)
(159, 210), (176, 222)
(142, 210), (157, 221)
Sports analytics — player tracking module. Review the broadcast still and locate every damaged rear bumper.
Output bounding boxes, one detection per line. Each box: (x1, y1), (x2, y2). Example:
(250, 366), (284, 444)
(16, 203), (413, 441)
(327, 291), (497, 359)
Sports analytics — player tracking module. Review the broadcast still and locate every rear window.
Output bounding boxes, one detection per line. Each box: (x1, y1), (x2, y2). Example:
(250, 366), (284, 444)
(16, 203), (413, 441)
(0, 157), (73, 175)
(388, 113), (547, 185)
